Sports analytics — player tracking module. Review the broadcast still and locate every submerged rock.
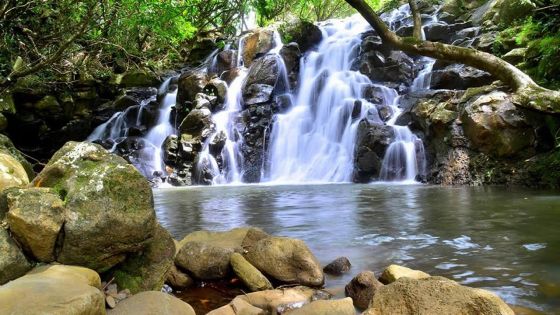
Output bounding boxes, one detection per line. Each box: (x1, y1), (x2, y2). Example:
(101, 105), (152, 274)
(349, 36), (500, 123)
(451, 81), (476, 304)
(108, 291), (195, 315)
(363, 277), (514, 315)
(345, 271), (384, 310)
(0, 264), (105, 315)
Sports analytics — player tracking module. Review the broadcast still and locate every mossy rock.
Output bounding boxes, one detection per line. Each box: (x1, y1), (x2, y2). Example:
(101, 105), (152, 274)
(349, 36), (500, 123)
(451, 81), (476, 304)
(0, 228), (33, 285)
(112, 224), (175, 293)
(31, 141), (157, 272)
(279, 20), (322, 53)
(120, 69), (161, 88)
(0, 91), (16, 114)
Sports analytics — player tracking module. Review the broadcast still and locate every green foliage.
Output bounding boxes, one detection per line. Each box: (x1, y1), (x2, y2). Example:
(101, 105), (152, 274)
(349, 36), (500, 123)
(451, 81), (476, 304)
(493, 0), (560, 89)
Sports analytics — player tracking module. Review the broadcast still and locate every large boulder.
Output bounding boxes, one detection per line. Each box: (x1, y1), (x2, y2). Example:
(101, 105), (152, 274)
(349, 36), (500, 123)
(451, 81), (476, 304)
(242, 54), (281, 106)
(286, 298), (355, 315)
(0, 228), (32, 285)
(212, 50), (238, 75)
(175, 228), (268, 280)
(358, 50), (415, 86)
(6, 188), (65, 262)
(119, 69), (161, 88)
(424, 22), (472, 43)
(353, 120), (395, 182)
(0, 264), (106, 315)
(30, 142), (157, 272)
(244, 236), (324, 287)
(241, 29), (275, 66)
(179, 108), (213, 136)
(112, 224), (175, 293)
(363, 277), (515, 315)
(461, 90), (535, 157)
(230, 252), (273, 292)
(108, 291), (195, 315)
(0, 153), (29, 191)
(345, 271), (383, 310)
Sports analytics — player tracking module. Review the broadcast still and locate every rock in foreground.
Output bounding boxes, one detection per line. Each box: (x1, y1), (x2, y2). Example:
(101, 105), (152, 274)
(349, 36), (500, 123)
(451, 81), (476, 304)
(108, 291), (195, 315)
(0, 264), (105, 315)
(364, 276), (514, 315)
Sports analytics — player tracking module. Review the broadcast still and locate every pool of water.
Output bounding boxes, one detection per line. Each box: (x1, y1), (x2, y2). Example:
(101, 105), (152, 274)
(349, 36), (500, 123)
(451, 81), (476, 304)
(154, 184), (560, 313)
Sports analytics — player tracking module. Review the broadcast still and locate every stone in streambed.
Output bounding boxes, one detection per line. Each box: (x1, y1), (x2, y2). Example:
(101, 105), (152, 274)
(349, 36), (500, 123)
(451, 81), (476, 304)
(112, 224), (175, 293)
(166, 264), (194, 290)
(0, 264), (105, 315)
(244, 236), (324, 287)
(209, 286), (331, 315)
(108, 291), (195, 315)
(379, 264), (430, 284)
(0, 228), (32, 285)
(345, 271), (384, 310)
(230, 252), (273, 292)
(323, 257), (351, 275)
(285, 297), (355, 315)
(6, 188), (65, 262)
(31, 141), (157, 272)
(363, 276), (514, 315)
(175, 227), (268, 280)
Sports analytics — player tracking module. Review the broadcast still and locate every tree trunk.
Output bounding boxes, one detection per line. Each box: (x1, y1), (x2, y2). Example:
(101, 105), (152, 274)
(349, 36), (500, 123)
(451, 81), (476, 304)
(345, 0), (560, 114)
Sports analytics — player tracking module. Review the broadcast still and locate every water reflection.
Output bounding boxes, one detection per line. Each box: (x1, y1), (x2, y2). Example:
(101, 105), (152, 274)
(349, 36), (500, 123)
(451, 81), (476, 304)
(154, 184), (560, 313)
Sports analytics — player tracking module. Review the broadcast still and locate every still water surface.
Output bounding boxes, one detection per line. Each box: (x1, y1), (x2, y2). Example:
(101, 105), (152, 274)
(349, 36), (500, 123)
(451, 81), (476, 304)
(154, 184), (560, 313)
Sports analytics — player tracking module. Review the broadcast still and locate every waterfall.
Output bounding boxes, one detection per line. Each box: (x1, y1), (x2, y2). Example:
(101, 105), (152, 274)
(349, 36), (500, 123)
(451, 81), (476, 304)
(87, 77), (177, 178)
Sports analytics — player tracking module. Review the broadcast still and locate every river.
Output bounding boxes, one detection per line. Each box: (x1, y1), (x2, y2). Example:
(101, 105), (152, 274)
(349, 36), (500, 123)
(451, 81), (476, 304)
(155, 184), (560, 314)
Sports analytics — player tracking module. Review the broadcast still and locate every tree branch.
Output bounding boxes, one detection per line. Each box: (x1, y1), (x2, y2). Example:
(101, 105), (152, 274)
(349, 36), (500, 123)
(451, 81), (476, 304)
(408, 0), (423, 40)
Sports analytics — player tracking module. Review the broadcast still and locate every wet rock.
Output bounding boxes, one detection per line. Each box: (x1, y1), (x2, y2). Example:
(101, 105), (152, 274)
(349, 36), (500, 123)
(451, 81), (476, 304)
(0, 228), (32, 285)
(209, 131), (227, 156)
(345, 271), (384, 310)
(6, 188), (64, 262)
(230, 252), (273, 292)
(461, 90), (534, 157)
(243, 84), (274, 106)
(205, 78), (229, 105)
(359, 51), (415, 86)
(177, 71), (208, 110)
(353, 119), (396, 182)
(0, 265), (105, 315)
(280, 43), (301, 75)
(242, 29), (275, 66)
(245, 236), (324, 287)
(424, 22), (473, 43)
(212, 50), (238, 75)
(379, 264), (430, 284)
(179, 108), (213, 135)
(209, 286), (331, 315)
(286, 297), (355, 315)
(0, 153), (29, 191)
(363, 277), (514, 315)
(108, 291), (195, 315)
(166, 264), (194, 290)
(31, 142), (156, 272)
(323, 257), (351, 276)
(430, 64), (494, 90)
(112, 224), (175, 293)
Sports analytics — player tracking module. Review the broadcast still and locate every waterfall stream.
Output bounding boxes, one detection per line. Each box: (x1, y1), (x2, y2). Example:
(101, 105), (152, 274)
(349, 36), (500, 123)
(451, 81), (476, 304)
(87, 4), (441, 185)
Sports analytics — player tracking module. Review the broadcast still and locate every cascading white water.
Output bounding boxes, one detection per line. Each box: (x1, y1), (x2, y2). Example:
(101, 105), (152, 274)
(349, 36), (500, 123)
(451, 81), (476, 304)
(87, 77), (177, 178)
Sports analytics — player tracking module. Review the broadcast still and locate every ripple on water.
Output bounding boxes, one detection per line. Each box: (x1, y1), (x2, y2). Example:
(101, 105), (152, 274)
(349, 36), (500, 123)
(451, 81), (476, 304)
(522, 243), (547, 251)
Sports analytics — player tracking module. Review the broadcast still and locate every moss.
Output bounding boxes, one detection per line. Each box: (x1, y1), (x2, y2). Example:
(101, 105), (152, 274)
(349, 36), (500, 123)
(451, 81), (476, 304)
(113, 270), (143, 293)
